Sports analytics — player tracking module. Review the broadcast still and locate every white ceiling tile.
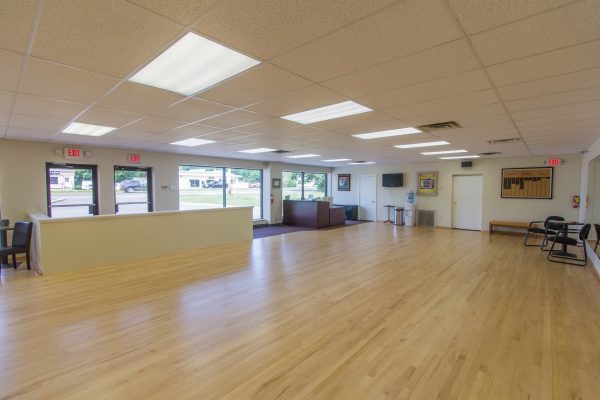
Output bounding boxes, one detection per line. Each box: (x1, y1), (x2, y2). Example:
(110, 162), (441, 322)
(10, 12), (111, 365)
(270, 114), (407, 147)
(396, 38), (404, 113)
(9, 114), (67, 132)
(77, 106), (141, 128)
(511, 99), (600, 121)
(272, 0), (462, 82)
(516, 111), (600, 128)
(487, 40), (600, 86)
(169, 124), (222, 137)
(322, 40), (480, 98)
(470, 0), (600, 65)
(0, 90), (14, 113)
(153, 98), (235, 123)
(20, 57), (119, 104)
(125, 117), (185, 133)
(31, 0), (183, 77)
(505, 86), (600, 112)
(245, 85), (347, 117)
(197, 63), (312, 108)
(200, 131), (259, 141)
(498, 68), (600, 101)
(13, 94), (86, 120)
(357, 69), (490, 110)
(197, 110), (268, 129)
(385, 89), (500, 119)
(0, 49), (24, 91)
(96, 82), (185, 115)
(0, 112), (9, 127)
(230, 118), (298, 135)
(128, 0), (219, 25)
(193, 0), (397, 60)
(448, 0), (575, 35)
(314, 111), (402, 135)
(5, 126), (55, 141)
(107, 128), (156, 141)
(0, 0), (38, 53)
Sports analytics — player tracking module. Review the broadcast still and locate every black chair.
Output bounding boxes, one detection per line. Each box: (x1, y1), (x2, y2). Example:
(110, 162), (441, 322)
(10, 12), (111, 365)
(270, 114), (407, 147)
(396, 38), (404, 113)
(0, 221), (33, 270)
(524, 216), (564, 249)
(547, 223), (591, 266)
(594, 224), (600, 252)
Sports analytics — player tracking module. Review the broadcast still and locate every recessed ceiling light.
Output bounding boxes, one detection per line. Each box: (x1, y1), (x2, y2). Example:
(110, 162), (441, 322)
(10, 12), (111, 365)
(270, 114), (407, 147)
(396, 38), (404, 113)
(287, 154), (321, 158)
(238, 148), (277, 154)
(440, 155), (480, 160)
(170, 138), (216, 147)
(352, 127), (422, 140)
(420, 149), (468, 155)
(129, 32), (260, 96)
(394, 141), (449, 149)
(349, 161), (376, 165)
(281, 101), (372, 124)
(62, 122), (116, 136)
(322, 158), (352, 162)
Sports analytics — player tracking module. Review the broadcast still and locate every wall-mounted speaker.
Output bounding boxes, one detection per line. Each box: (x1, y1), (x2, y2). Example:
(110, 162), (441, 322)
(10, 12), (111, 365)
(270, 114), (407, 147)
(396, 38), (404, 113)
(461, 160), (473, 168)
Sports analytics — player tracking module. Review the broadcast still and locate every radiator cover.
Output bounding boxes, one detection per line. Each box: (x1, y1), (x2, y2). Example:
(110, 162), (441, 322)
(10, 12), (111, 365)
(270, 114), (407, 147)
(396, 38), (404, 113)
(417, 209), (435, 227)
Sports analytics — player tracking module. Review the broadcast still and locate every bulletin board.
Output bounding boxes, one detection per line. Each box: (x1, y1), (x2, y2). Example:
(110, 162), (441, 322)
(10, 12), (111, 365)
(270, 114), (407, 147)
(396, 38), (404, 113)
(501, 167), (553, 199)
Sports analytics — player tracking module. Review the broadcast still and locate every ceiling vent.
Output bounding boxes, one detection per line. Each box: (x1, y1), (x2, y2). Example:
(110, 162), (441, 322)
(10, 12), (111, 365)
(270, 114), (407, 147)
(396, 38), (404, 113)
(353, 161), (369, 164)
(418, 121), (462, 131)
(487, 138), (521, 144)
(479, 152), (502, 156)
(273, 149), (291, 154)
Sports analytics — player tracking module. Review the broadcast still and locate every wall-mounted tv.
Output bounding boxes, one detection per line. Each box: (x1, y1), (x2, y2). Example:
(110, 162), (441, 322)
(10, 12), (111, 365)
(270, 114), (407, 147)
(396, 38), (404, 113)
(382, 173), (403, 187)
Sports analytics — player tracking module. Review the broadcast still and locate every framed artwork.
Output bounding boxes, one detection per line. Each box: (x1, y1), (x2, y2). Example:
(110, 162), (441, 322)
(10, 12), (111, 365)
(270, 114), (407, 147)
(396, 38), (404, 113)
(417, 171), (438, 196)
(501, 167), (553, 199)
(272, 178), (281, 189)
(338, 174), (351, 191)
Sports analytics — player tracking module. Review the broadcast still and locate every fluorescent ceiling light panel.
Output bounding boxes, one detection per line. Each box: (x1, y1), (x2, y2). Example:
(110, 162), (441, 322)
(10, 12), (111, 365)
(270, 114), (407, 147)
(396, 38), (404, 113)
(238, 148), (277, 154)
(352, 127), (421, 140)
(170, 138), (215, 147)
(439, 155), (480, 160)
(281, 101), (372, 124)
(62, 122), (116, 136)
(129, 32), (260, 96)
(287, 154), (320, 158)
(394, 141), (449, 149)
(322, 158), (352, 162)
(420, 149), (468, 155)
(349, 161), (376, 165)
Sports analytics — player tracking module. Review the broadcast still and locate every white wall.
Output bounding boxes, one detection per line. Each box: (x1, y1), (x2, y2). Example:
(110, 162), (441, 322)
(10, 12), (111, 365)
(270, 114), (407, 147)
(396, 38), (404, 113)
(0, 139), (331, 224)
(332, 155), (582, 229)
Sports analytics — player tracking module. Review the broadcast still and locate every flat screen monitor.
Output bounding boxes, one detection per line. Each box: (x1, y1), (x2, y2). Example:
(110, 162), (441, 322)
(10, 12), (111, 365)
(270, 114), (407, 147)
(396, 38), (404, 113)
(382, 173), (403, 187)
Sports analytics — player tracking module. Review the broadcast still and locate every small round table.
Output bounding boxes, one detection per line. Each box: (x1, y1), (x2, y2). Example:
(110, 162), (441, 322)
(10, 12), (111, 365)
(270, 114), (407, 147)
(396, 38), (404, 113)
(550, 221), (583, 258)
(383, 205), (396, 224)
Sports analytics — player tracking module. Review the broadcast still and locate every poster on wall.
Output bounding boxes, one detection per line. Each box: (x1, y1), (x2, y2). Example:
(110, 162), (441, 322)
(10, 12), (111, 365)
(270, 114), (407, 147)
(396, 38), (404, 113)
(338, 174), (351, 191)
(417, 171), (438, 196)
(501, 167), (553, 199)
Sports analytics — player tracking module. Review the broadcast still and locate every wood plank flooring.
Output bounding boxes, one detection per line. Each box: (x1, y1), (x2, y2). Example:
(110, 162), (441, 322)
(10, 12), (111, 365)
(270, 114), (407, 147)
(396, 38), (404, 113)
(1, 223), (599, 399)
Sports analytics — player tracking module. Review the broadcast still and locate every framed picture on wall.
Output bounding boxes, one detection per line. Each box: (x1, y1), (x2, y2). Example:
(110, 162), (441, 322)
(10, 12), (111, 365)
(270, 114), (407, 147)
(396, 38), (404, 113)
(272, 178), (281, 189)
(501, 167), (553, 199)
(417, 171), (438, 196)
(338, 174), (351, 191)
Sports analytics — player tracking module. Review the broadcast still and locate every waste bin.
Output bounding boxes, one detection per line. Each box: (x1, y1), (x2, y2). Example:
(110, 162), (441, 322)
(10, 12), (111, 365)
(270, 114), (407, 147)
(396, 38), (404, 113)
(394, 207), (404, 226)
(404, 203), (416, 226)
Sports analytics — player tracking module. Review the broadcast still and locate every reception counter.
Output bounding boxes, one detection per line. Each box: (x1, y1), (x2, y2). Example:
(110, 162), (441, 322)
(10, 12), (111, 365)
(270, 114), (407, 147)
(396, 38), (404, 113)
(29, 207), (253, 275)
(282, 200), (346, 229)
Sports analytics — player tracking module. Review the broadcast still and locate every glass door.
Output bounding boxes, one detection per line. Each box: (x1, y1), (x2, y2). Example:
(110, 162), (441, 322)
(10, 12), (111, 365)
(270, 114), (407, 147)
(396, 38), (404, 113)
(46, 163), (99, 218)
(114, 166), (153, 214)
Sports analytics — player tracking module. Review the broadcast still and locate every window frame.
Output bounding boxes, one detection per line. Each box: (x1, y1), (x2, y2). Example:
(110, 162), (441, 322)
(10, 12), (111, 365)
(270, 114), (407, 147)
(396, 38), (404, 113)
(114, 165), (154, 214)
(46, 162), (99, 218)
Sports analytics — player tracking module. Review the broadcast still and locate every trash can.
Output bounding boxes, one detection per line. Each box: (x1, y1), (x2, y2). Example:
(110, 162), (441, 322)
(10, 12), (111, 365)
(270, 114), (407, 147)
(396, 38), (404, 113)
(394, 207), (404, 226)
(404, 203), (416, 226)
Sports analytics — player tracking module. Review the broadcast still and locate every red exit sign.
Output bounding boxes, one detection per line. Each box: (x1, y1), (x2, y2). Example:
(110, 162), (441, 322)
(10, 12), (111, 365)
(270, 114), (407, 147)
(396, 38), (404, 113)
(546, 158), (561, 166)
(63, 147), (83, 160)
(128, 153), (142, 163)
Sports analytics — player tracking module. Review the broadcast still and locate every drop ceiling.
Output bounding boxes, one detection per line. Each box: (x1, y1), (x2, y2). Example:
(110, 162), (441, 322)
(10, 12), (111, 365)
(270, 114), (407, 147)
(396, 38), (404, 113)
(1, 0), (599, 166)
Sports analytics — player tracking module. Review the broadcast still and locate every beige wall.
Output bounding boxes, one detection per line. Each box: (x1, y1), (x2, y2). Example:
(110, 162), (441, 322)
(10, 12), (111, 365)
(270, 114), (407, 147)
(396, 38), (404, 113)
(31, 207), (253, 275)
(332, 155), (582, 229)
(0, 139), (330, 223)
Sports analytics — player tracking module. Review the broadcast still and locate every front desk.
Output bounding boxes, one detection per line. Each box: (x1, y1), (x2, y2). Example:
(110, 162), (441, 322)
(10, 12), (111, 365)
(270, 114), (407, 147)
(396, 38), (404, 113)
(283, 200), (346, 229)
(29, 207), (253, 275)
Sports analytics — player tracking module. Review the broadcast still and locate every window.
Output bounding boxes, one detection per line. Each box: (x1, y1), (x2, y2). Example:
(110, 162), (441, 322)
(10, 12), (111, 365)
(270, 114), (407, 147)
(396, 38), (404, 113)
(114, 166), (153, 214)
(282, 171), (327, 201)
(46, 163), (99, 218)
(179, 165), (263, 219)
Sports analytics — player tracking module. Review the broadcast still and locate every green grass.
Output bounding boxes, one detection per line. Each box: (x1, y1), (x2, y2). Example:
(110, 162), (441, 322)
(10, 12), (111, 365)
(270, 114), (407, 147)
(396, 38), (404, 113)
(180, 190), (261, 207)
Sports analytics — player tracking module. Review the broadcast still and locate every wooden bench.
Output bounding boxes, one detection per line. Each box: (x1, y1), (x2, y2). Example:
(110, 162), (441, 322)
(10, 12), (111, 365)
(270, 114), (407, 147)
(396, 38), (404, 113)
(489, 220), (531, 234)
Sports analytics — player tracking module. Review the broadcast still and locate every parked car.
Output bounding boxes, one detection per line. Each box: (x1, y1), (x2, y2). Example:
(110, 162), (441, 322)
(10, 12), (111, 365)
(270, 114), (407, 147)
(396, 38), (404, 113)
(81, 181), (93, 190)
(119, 179), (146, 192)
(248, 182), (261, 188)
(206, 181), (224, 188)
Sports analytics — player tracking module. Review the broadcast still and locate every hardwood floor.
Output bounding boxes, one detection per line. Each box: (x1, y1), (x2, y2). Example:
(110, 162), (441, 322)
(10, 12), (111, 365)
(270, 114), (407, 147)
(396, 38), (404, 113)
(1, 223), (599, 399)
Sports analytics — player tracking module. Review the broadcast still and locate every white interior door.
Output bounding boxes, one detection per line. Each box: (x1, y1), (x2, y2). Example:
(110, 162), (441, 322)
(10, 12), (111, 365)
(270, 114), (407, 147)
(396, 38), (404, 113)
(358, 176), (377, 221)
(452, 175), (483, 231)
